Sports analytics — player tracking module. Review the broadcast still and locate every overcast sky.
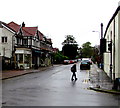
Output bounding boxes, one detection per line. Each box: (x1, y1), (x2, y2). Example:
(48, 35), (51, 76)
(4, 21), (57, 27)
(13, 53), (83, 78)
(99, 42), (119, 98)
(1, 0), (120, 50)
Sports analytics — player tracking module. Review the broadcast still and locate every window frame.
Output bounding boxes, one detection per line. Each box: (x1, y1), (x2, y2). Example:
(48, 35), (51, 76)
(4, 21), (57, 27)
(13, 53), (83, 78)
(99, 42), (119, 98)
(1, 36), (7, 43)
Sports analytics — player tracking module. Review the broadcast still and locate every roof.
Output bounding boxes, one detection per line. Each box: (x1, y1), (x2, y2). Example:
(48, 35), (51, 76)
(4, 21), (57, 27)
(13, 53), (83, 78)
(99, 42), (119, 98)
(104, 6), (120, 38)
(3, 21), (52, 44)
(46, 38), (52, 44)
(38, 30), (44, 40)
(0, 21), (2, 28)
(0, 21), (16, 33)
(53, 48), (59, 52)
(7, 21), (38, 36)
(22, 27), (38, 36)
(7, 21), (21, 32)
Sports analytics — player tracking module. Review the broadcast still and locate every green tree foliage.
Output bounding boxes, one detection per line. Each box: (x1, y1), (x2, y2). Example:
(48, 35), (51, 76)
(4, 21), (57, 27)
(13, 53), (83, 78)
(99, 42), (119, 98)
(81, 42), (93, 58)
(62, 35), (77, 45)
(62, 35), (78, 59)
(92, 46), (100, 63)
(53, 51), (68, 64)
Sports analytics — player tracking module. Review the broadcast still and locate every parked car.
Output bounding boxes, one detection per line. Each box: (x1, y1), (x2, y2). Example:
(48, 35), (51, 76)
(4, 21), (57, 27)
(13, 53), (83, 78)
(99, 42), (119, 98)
(63, 60), (69, 64)
(80, 60), (90, 70)
(77, 59), (82, 62)
(69, 60), (75, 64)
(81, 58), (92, 65)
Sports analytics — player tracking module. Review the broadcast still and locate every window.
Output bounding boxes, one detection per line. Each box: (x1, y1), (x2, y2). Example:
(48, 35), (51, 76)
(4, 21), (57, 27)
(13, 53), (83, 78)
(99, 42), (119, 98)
(24, 54), (31, 64)
(23, 39), (28, 45)
(2, 37), (7, 43)
(17, 38), (21, 44)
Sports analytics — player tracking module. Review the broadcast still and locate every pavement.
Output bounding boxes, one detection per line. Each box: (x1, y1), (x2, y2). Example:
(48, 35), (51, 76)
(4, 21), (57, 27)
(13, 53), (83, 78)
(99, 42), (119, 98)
(89, 64), (120, 95)
(1, 63), (120, 95)
(1, 66), (50, 80)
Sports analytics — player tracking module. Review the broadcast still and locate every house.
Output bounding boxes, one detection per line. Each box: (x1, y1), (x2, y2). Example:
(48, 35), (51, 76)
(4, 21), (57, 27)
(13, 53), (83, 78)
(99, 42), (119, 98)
(0, 21), (16, 69)
(40, 35), (53, 66)
(0, 21), (53, 69)
(53, 48), (59, 53)
(103, 3), (120, 80)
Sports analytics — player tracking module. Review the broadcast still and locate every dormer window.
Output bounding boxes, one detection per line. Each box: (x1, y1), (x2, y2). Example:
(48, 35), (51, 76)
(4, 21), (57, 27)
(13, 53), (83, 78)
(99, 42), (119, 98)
(33, 35), (39, 42)
(43, 36), (46, 42)
(33, 36), (36, 41)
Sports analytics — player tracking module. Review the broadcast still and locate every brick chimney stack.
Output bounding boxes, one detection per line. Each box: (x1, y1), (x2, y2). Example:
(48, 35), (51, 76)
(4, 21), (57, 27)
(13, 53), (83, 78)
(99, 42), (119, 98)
(22, 22), (25, 27)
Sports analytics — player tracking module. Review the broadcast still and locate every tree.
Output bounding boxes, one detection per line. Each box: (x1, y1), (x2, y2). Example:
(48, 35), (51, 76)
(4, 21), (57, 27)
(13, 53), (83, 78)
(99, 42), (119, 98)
(53, 51), (68, 64)
(92, 45), (100, 63)
(62, 35), (78, 59)
(62, 35), (77, 45)
(81, 42), (93, 58)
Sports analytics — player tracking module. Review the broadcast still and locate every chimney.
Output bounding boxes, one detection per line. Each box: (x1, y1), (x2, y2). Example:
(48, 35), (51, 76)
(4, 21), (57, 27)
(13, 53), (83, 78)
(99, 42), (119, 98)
(101, 23), (103, 39)
(22, 22), (25, 27)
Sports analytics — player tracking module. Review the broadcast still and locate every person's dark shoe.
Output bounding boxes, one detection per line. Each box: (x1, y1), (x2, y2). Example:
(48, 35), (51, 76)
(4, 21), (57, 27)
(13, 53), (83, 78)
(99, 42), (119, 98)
(75, 78), (77, 81)
(71, 78), (74, 81)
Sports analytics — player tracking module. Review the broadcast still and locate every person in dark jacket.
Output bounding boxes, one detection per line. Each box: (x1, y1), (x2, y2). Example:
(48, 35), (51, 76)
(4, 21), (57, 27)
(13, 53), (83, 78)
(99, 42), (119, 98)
(71, 63), (77, 81)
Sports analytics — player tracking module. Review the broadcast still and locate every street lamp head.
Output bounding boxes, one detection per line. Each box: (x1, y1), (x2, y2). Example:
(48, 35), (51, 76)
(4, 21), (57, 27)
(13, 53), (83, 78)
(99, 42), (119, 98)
(92, 31), (99, 33)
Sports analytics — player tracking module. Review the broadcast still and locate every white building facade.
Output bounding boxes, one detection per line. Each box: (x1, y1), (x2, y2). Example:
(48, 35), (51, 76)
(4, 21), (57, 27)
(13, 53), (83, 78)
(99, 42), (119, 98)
(0, 22), (14, 58)
(104, 5), (120, 80)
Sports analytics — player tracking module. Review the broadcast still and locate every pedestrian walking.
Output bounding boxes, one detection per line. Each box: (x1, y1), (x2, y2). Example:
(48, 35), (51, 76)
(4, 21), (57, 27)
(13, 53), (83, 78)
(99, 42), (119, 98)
(71, 63), (77, 81)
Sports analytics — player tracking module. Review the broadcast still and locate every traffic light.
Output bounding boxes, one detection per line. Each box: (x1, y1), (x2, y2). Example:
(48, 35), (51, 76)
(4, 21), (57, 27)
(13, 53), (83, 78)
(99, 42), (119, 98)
(100, 38), (106, 54)
(108, 42), (112, 52)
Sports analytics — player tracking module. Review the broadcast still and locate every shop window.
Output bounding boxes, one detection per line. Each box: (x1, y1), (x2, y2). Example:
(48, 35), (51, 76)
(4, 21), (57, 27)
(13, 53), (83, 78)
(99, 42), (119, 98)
(19, 54), (23, 63)
(24, 54), (31, 63)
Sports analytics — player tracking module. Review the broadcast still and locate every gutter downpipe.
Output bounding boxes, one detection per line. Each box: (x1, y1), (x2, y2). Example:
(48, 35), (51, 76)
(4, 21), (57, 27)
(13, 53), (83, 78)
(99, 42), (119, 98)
(110, 35), (112, 82)
(113, 19), (115, 81)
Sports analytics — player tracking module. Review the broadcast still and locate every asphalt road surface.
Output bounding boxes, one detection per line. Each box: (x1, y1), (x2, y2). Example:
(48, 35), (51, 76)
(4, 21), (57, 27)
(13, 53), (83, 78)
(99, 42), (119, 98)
(2, 63), (120, 106)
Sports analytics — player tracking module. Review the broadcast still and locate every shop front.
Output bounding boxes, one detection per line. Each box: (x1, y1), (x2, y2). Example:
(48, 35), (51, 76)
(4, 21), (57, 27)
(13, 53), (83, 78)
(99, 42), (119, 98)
(32, 49), (41, 68)
(15, 48), (32, 69)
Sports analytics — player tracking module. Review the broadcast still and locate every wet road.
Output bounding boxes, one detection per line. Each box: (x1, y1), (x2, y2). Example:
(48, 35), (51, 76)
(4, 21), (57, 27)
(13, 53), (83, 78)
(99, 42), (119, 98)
(2, 63), (120, 106)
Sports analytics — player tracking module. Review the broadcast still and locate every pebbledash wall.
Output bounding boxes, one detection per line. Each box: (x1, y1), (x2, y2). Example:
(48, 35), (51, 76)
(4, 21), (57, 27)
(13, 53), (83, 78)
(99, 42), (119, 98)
(104, 3), (120, 79)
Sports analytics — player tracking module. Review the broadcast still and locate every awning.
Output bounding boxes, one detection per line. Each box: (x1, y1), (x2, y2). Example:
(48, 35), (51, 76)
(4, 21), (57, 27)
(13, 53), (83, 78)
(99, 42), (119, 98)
(32, 49), (41, 54)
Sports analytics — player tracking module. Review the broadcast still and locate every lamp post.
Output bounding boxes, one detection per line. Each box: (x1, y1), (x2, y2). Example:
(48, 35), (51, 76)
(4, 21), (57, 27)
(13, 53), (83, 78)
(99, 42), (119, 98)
(92, 30), (100, 55)
(92, 30), (101, 87)
(92, 31), (101, 49)
(92, 23), (104, 68)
